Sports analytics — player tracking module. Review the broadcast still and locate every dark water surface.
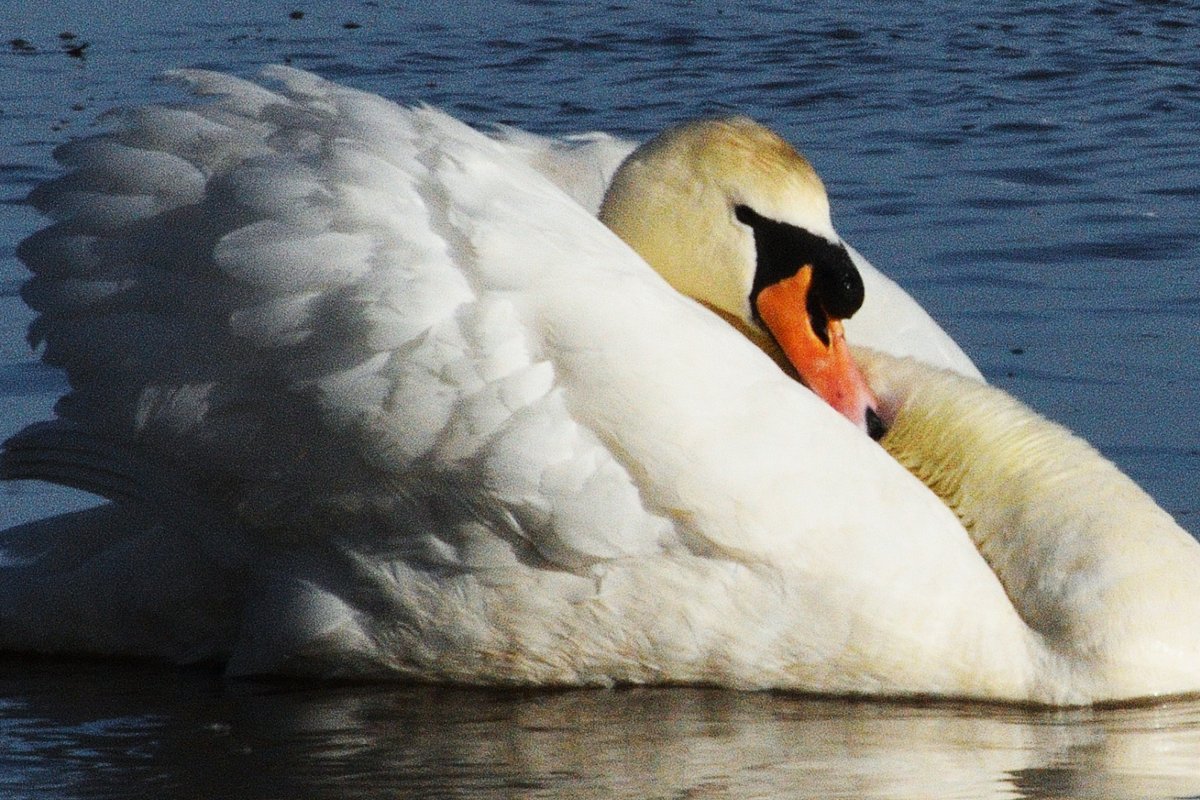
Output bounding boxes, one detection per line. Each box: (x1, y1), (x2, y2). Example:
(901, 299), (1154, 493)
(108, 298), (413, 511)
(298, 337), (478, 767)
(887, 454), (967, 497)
(3, 657), (1200, 800)
(3, 1), (1200, 797)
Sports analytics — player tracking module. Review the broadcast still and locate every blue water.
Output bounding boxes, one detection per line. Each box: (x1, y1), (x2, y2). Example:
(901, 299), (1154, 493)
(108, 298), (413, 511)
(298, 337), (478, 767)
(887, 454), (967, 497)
(2, 1), (1200, 797)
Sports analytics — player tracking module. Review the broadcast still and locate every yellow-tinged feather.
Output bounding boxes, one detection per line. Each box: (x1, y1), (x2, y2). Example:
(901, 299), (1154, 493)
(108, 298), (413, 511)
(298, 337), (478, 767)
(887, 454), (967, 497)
(860, 349), (1200, 702)
(599, 117), (834, 323)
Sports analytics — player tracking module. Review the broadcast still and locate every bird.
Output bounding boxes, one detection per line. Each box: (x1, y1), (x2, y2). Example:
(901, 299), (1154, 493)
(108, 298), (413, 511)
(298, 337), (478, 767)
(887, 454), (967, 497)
(3, 66), (1198, 705)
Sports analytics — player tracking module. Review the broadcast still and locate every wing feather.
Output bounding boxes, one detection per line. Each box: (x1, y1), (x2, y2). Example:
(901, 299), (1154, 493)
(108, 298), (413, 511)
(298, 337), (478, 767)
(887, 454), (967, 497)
(9, 67), (674, 574)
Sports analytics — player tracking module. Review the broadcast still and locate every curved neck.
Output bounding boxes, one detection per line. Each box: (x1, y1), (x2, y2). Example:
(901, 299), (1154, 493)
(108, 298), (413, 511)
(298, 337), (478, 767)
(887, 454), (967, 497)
(864, 349), (1200, 703)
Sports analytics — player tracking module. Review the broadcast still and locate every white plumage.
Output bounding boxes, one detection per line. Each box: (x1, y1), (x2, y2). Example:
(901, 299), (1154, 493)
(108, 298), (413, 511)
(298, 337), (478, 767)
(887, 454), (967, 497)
(4, 66), (1199, 704)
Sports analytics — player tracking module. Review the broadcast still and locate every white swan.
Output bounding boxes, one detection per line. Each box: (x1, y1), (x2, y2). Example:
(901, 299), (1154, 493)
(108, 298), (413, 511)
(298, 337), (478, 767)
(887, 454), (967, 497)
(3, 66), (1199, 705)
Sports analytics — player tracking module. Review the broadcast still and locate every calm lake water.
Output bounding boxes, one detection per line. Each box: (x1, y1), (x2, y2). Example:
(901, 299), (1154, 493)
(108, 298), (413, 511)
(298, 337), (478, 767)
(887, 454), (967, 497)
(2, 1), (1200, 797)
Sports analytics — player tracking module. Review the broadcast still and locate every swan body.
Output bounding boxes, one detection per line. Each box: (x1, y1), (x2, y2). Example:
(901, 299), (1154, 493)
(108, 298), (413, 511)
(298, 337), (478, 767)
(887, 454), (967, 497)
(2, 67), (1197, 704)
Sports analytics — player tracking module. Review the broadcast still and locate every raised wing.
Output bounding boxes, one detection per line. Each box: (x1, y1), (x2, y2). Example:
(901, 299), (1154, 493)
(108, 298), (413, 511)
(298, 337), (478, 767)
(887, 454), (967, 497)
(8, 67), (676, 573)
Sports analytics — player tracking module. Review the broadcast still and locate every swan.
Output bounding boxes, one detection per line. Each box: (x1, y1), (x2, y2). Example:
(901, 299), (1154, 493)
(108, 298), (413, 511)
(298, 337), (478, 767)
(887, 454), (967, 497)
(3, 66), (1199, 705)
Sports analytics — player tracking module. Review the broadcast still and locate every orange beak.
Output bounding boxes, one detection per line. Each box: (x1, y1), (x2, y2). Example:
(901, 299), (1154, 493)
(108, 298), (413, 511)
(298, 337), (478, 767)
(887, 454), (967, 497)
(755, 266), (885, 439)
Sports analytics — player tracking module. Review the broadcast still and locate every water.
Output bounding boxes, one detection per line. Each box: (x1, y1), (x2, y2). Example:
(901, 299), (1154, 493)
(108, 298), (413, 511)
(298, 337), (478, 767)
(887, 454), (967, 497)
(2, 1), (1200, 797)
(2, 657), (1200, 800)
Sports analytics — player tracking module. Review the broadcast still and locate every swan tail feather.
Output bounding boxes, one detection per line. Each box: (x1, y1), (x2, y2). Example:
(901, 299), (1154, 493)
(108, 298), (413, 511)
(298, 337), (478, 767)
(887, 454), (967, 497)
(1, 421), (163, 509)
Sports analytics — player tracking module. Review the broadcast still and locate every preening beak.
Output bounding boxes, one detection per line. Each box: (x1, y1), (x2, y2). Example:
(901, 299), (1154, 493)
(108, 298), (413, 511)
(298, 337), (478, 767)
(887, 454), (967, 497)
(755, 266), (886, 439)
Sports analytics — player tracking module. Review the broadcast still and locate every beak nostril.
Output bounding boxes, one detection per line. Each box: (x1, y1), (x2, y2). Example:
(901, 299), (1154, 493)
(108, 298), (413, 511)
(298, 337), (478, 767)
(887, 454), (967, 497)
(866, 407), (887, 441)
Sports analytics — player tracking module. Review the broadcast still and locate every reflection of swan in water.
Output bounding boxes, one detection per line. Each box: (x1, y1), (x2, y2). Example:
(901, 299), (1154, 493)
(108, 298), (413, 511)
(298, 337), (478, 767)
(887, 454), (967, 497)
(3, 66), (1200, 705)
(9, 661), (1200, 799)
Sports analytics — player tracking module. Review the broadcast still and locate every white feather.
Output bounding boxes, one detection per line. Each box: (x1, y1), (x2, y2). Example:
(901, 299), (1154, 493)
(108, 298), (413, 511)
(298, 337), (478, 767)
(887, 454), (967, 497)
(2, 68), (1198, 705)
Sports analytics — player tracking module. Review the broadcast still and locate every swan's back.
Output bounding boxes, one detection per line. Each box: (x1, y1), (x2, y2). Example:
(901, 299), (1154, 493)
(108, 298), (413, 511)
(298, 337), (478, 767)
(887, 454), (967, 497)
(487, 124), (635, 214)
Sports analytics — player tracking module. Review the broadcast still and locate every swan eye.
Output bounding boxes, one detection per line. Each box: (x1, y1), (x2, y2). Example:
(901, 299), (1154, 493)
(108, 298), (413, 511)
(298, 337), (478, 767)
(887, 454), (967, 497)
(735, 204), (864, 326)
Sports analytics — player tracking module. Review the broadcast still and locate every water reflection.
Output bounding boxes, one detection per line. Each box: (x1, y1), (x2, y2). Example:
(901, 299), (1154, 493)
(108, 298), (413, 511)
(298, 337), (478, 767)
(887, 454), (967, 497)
(1, 659), (1198, 799)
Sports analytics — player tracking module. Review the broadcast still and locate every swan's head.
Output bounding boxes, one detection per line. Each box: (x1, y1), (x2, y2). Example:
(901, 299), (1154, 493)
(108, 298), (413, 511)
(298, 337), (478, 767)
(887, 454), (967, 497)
(599, 117), (883, 439)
